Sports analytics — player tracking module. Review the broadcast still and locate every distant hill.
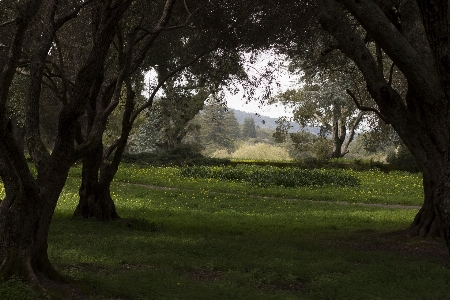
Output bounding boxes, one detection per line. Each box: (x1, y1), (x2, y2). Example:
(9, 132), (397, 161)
(230, 109), (320, 134)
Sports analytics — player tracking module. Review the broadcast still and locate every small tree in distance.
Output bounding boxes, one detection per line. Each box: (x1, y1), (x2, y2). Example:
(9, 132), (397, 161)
(242, 117), (257, 139)
(198, 101), (240, 154)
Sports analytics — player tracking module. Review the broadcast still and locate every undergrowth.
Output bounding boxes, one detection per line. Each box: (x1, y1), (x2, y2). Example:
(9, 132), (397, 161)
(0, 277), (44, 300)
(180, 165), (360, 188)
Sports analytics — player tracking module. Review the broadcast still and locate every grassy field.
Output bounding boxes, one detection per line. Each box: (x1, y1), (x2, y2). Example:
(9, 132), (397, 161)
(1, 164), (450, 299)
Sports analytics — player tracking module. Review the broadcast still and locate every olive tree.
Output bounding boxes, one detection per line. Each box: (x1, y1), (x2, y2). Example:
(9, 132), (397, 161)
(0, 0), (203, 286)
(314, 0), (450, 241)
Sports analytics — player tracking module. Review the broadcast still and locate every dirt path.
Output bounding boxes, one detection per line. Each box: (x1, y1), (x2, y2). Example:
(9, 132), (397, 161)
(129, 183), (422, 210)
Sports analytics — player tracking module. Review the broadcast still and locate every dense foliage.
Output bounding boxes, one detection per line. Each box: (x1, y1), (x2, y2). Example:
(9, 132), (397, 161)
(386, 144), (421, 173)
(121, 145), (229, 166)
(196, 102), (240, 154)
(241, 117), (257, 139)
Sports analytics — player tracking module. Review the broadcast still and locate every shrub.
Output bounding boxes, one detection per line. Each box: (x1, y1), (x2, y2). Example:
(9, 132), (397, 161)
(210, 149), (231, 159)
(386, 144), (420, 173)
(311, 138), (332, 160)
(0, 277), (43, 300)
(180, 165), (360, 188)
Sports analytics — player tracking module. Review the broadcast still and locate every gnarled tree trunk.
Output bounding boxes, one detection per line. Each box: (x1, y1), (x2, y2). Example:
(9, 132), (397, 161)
(0, 0), (135, 287)
(0, 186), (68, 285)
(407, 169), (442, 238)
(74, 80), (135, 221)
(74, 143), (120, 220)
(0, 126), (73, 286)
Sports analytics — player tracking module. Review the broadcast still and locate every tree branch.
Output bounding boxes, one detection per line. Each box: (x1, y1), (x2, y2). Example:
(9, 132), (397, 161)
(313, 112), (326, 126)
(55, 0), (95, 28)
(0, 0), (42, 109)
(183, 0), (191, 15)
(337, 0), (444, 104)
(25, 0), (58, 169)
(320, 44), (342, 56)
(52, 35), (72, 104)
(318, 0), (417, 128)
(388, 62), (395, 85)
(346, 89), (389, 124)
(342, 110), (365, 155)
(131, 47), (217, 124)
(375, 42), (383, 77)
(0, 19), (15, 28)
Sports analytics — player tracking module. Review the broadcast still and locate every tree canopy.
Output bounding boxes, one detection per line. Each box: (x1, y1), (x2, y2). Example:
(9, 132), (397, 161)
(197, 101), (240, 153)
(0, 0), (283, 286)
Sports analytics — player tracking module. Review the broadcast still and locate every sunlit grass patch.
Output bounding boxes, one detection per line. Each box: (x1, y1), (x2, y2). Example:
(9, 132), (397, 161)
(180, 165), (360, 188)
(110, 164), (424, 206)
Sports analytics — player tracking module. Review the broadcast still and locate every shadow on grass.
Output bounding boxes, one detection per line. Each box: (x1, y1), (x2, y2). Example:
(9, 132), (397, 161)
(45, 196), (450, 300)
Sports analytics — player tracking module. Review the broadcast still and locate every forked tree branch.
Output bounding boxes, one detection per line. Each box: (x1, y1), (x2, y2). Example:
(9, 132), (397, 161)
(346, 89), (390, 124)
(337, 0), (443, 104)
(55, 0), (95, 28)
(131, 45), (218, 124)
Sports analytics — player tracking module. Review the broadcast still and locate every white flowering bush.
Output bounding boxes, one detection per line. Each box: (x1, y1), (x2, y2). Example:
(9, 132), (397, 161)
(230, 143), (291, 161)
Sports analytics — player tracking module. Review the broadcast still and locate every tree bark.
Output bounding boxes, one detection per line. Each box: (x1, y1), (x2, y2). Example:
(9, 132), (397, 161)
(0, 187), (68, 285)
(73, 143), (120, 221)
(407, 170), (442, 238)
(74, 79), (136, 221)
(330, 102), (342, 158)
(0, 127), (72, 286)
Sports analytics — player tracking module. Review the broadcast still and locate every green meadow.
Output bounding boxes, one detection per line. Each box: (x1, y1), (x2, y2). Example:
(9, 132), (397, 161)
(1, 164), (450, 299)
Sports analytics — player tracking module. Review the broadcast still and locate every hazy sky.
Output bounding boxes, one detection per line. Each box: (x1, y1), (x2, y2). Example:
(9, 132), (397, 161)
(226, 98), (293, 119)
(225, 51), (300, 118)
(145, 51), (300, 119)
(225, 74), (298, 118)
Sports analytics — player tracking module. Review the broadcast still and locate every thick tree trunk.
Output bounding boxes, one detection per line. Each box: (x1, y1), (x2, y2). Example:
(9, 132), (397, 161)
(318, 0), (450, 245)
(74, 181), (120, 221)
(74, 79), (135, 221)
(406, 171), (442, 238)
(330, 102), (342, 158)
(0, 176), (68, 286)
(73, 144), (120, 221)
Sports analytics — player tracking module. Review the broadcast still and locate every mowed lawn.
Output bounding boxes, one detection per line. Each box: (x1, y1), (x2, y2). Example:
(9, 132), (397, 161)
(1, 164), (450, 299)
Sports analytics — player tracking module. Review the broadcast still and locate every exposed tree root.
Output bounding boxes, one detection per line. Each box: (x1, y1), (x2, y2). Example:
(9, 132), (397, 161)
(0, 251), (70, 290)
(74, 189), (120, 221)
(0, 256), (40, 287)
(406, 205), (442, 238)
